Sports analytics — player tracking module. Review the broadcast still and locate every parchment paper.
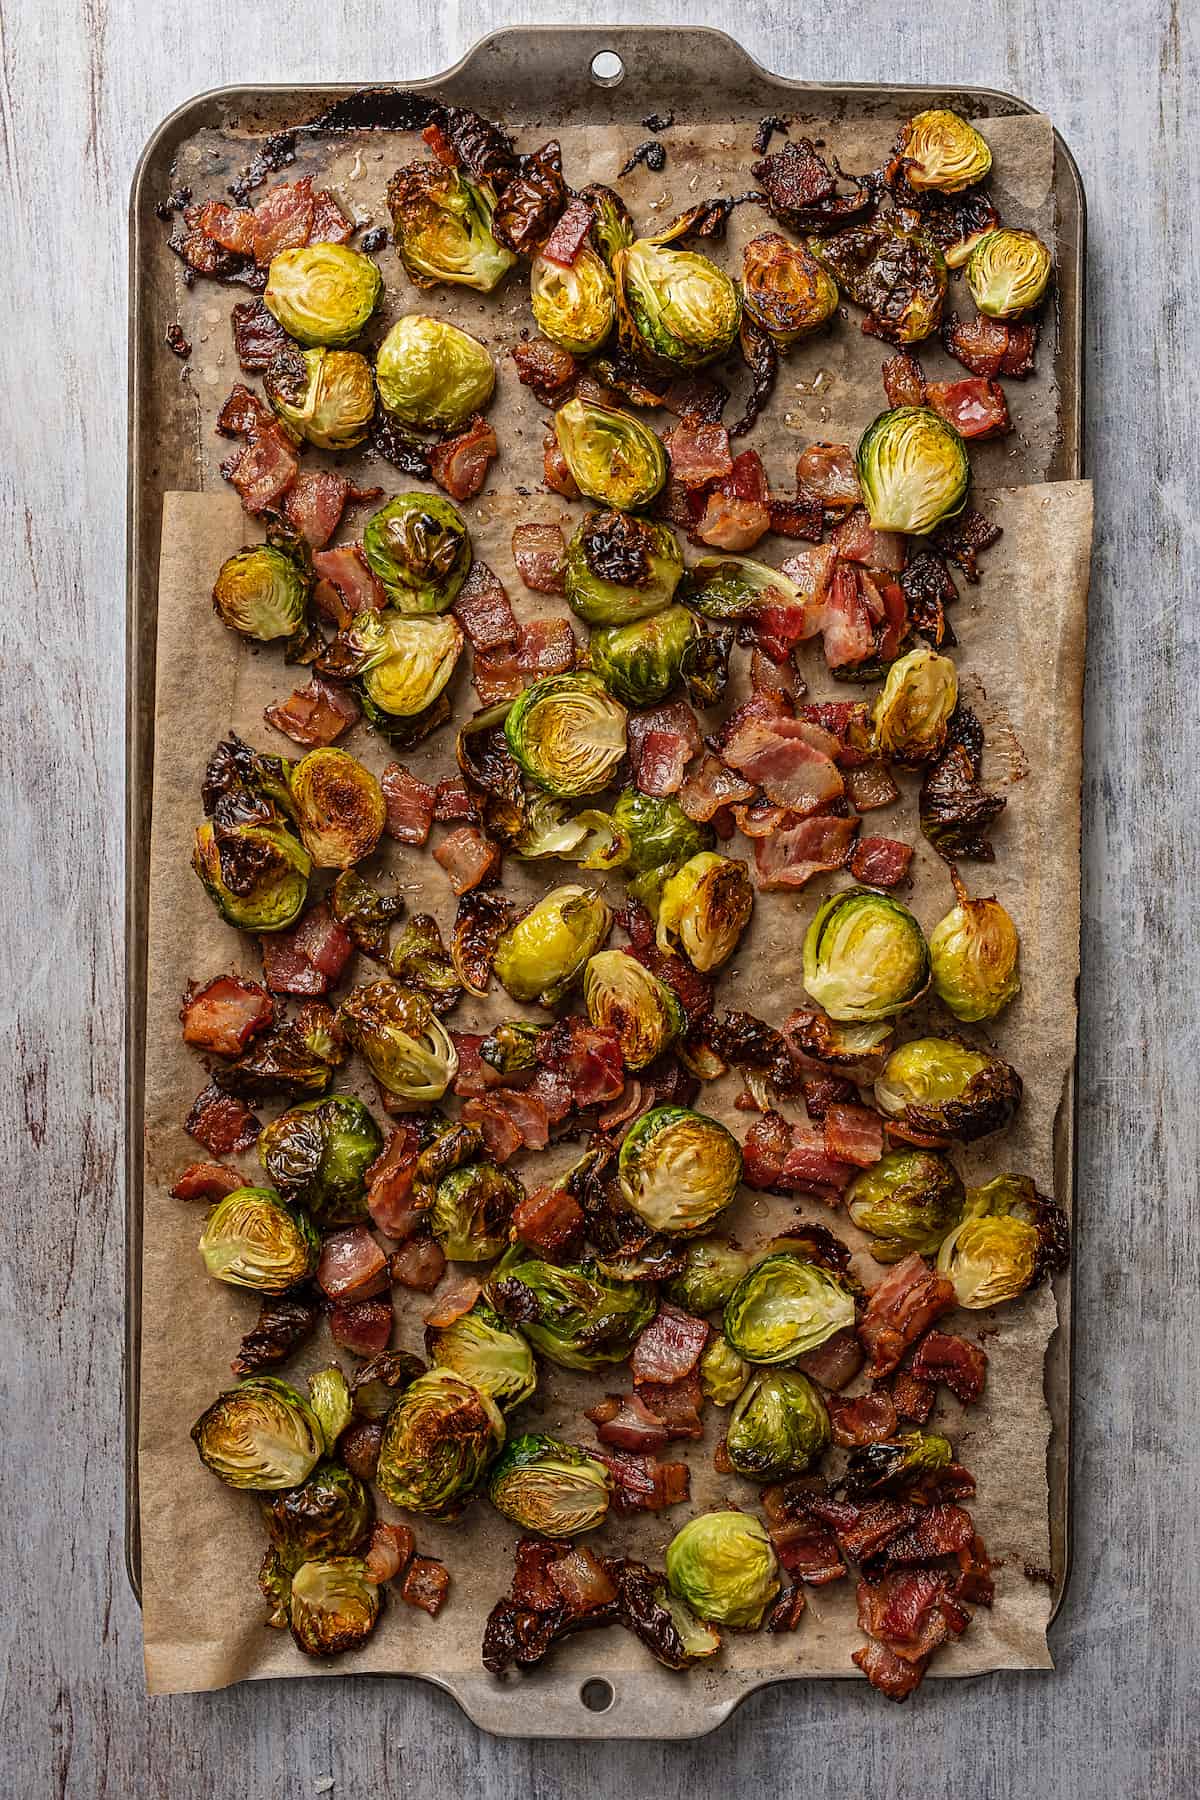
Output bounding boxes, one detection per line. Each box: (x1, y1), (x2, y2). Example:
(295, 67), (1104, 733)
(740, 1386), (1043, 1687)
(139, 104), (1092, 1700)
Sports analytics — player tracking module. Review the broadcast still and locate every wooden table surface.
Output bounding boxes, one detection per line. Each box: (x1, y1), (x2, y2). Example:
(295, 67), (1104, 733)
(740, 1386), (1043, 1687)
(4, 1), (1195, 1793)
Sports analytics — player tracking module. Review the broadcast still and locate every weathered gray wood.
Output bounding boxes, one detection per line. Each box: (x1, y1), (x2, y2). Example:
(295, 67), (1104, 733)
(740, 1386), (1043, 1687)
(1, 2), (1196, 1794)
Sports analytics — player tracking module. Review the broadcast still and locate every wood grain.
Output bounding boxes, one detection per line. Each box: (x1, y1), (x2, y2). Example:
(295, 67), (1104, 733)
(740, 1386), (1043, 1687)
(1, 2), (1195, 1794)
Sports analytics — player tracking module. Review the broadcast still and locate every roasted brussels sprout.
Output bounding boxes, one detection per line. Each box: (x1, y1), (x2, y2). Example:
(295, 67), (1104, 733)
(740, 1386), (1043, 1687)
(742, 232), (839, 345)
(688, 553), (802, 621)
(492, 884), (613, 1006)
(530, 244), (616, 355)
(288, 1556), (382, 1658)
(580, 182), (636, 271)
(589, 605), (698, 708)
(263, 1461), (372, 1569)
(726, 1369), (831, 1480)
(657, 853), (754, 973)
(478, 1019), (544, 1077)
(700, 1336), (750, 1405)
(811, 224), (947, 344)
(843, 1430), (952, 1500)
(611, 787), (712, 878)
(554, 398), (667, 511)
(258, 1095), (383, 1227)
(264, 244), (382, 346)
(723, 1252), (856, 1363)
(895, 109), (993, 193)
(387, 160), (516, 293)
(426, 1300), (538, 1410)
(376, 1369), (505, 1516)
(375, 314), (496, 431)
(665, 1512), (780, 1629)
(565, 511), (685, 627)
(489, 1256), (657, 1371)
(872, 645), (959, 766)
(338, 980), (458, 1102)
(504, 672), (627, 798)
(212, 544), (309, 645)
(667, 1237), (756, 1314)
(265, 346), (375, 449)
(192, 816), (312, 934)
(285, 747), (386, 869)
(874, 1035), (1021, 1142)
(618, 1105), (743, 1236)
(615, 233), (742, 371)
(966, 227), (1052, 319)
(846, 1149), (965, 1262)
(197, 1186), (319, 1292)
(937, 1173), (1069, 1307)
(192, 1376), (324, 1490)
(803, 887), (931, 1022)
(332, 609), (463, 718)
(928, 873), (1021, 1021)
(307, 1367), (353, 1453)
(362, 495), (472, 615)
(583, 950), (685, 1071)
(487, 1433), (612, 1537)
(856, 406), (969, 535)
(433, 1161), (523, 1262)
(349, 1351), (426, 1422)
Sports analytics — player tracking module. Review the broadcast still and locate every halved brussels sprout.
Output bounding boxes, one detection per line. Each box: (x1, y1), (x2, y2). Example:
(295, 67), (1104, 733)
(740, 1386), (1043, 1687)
(192, 819), (311, 934)
(213, 544), (309, 645)
(726, 1369), (831, 1480)
(375, 314), (496, 432)
(565, 511), (685, 627)
(333, 609), (463, 717)
(515, 799), (630, 871)
(589, 605), (699, 708)
(531, 244), (616, 355)
(288, 1556), (382, 1658)
(258, 1094), (383, 1227)
(937, 1173), (1070, 1307)
(929, 873), (1021, 1021)
(843, 1430), (952, 1500)
(504, 671), (627, 798)
(611, 787), (712, 878)
(667, 1238), (756, 1314)
(581, 182), (636, 271)
(742, 232), (839, 345)
(811, 224), (947, 344)
(688, 554), (802, 622)
(307, 1367), (353, 1453)
(263, 1461), (372, 1569)
(723, 1252), (856, 1363)
(803, 887), (931, 1022)
(376, 1369), (506, 1516)
(584, 950), (685, 1071)
(286, 747), (386, 868)
(665, 1512), (780, 1629)
(197, 1186), (319, 1292)
(554, 398), (667, 512)
(966, 227), (1052, 319)
(846, 1148), (965, 1262)
(489, 1256), (657, 1370)
(872, 646), (959, 765)
(874, 1035), (1021, 1141)
(492, 884), (613, 1007)
(433, 1161), (523, 1261)
(856, 406), (970, 535)
(426, 1300), (537, 1410)
(349, 1351), (426, 1422)
(338, 980), (458, 1102)
(362, 495), (472, 616)
(191, 1376), (324, 1490)
(618, 1105), (743, 1236)
(895, 109), (993, 193)
(700, 1336), (750, 1405)
(264, 347), (375, 449)
(487, 1433), (612, 1537)
(615, 234), (742, 370)
(656, 853), (754, 973)
(264, 244), (382, 346)
(387, 160), (516, 293)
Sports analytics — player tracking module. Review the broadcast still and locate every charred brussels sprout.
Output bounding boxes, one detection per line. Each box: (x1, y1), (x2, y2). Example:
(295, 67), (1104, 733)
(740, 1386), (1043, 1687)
(262, 1462), (372, 1568)
(937, 1173), (1069, 1308)
(874, 1035), (1021, 1141)
(376, 1369), (505, 1516)
(504, 671), (627, 798)
(264, 244), (382, 346)
(872, 646), (959, 765)
(724, 1253), (856, 1363)
(288, 1557), (382, 1657)
(966, 227), (1052, 319)
(265, 347), (375, 450)
(580, 183), (636, 271)
(666, 1512), (780, 1629)
(929, 874), (1021, 1021)
(375, 314), (496, 432)
(803, 888), (931, 1022)
(856, 406), (969, 535)
(192, 818), (311, 934)
(349, 1351), (426, 1422)
(487, 1434), (612, 1537)
(700, 1336), (750, 1405)
(426, 1301), (537, 1410)
(197, 1186), (319, 1292)
(618, 1105), (743, 1236)
(584, 951), (685, 1071)
(363, 494), (472, 614)
(493, 885), (613, 1007)
(811, 224), (946, 344)
(846, 1149), (965, 1262)
(433, 1161), (523, 1262)
(338, 980), (458, 1102)
(742, 232), (839, 345)
(667, 1238), (756, 1314)
(554, 398), (667, 511)
(895, 109), (993, 193)
(258, 1095), (383, 1227)
(611, 788), (712, 878)
(286, 747), (386, 868)
(565, 511), (685, 627)
(727, 1369), (831, 1480)
(615, 235), (742, 370)
(589, 605), (698, 708)
(490, 1257), (656, 1370)
(530, 245), (616, 355)
(213, 544), (309, 645)
(657, 853), (754, 973)
(843, 1430), (952, 1500)
(192, 1376), (324, 1490)
(333, 609), (463, 717)
(387, 160), (516, 293)
(479, 1019), (544, 1077)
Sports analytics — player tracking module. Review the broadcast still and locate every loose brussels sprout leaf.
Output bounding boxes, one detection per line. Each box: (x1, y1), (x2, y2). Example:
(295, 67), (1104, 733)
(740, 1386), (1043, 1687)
(487, 1433), (612, 1537)
(856, 406), (970, 535)
(937, 1172), (1069, 1307)
(689, 554), (802, 622)
(929, 876), (1021, 1021)
(618, 1105), (743, 1236)
(426, 1300), (537, 1410)
(846, 1148), (965, 1262)
(665, 1512), (780, 1629)
(803, 887), (931, 1022)
(554, 398), (667, 512)
(584, 950), (685, 1071)
(387, 160), (516, 293)
(874, 1035), (1021, 1141)
(657, 852), (754, 973)
(307, 1367), (353, 1454)
(699, 1335), (750, 1406)
(433, 1160), (523, 1261)
(966, 227), (1052, 319)
(723, 1252), (856, 1363)
(530, 244), (616, 355)
(896, 109), (993, 193)
(742, 232), (839, 345)
(192, 819), (312, 934)
(666, 1237), (756, 1313)
(580, 182), (636, 271)
(610, 787), (713, 878)
(259, 1545), (293, 1628)
(504, 671), (628, 798)
(350, 1350), (427, 1422)
(197, 1187), (319, 1292)
(727, 1368), (831, 1481)
(375, 314), (496, 432)
(589, 605), (698, 708)
(264, 244), (382, 346)
(191, 1376), (324, 1491)
(285, 747), (386, 869)
(213, 544), (310, 645)
(565, 511), (685, 627)
(390, 913), (463, 1011)
(288, 1556), (382, 1658)
(872, 646), (958, 766)
(489, 1257), (657, 1371)
(265, 346), (375, 450)
(615, 236), (742, 370)
(334, 609), (463, 718)
(811, 224), (947, 344)
(843, 1430), (952, 1500)
(262, 1461), (372, 1570)
(492, 884), (613, 1006)
(338, 979), (458, 1101)
(362, 495), (472, 615)
(376, 1369), (505, 1517)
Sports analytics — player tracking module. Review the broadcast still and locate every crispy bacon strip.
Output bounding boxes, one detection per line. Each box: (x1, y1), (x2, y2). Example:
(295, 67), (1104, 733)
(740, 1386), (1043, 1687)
(859, 1254), (956, 1378)
(180, 975), (274, 1056)
(185, 1083), (260, 1154)
(264, 675), (360, 748)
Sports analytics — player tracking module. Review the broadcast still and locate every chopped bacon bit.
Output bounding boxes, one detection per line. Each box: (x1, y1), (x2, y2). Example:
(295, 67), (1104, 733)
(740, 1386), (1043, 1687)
(250, 177), (316, 263)
(753, 813), (859, 891)
(661, 372), (728, 422)
(169, 1161), (243, 1202)
(796, 442), (860, 512)
(459, 1096), (522, 1164)
(829, 1391), (898, 1448)
(932, 507), (1002, 584)
(857, 1569), (961, 1663)
(695, 490), (771, 551)
(859, 1253), (956, 1378)
(449, 1034), (503, 1099)
(889, 1368), (936, 1423)
(637, 1370), (705, 1440)
(588, 1393), (670, 1453)
(542, 429), (581, 498)
(870, 1504), (976, 1571)
(220, 411), (299, 515)
(766, 494), (825, 541)
(401, 1556), (450, 1617)
(628, 702), (702, 798)
(721, 713), (844, 813)
(678, 753), (756, 822)
(259, 904), (354, 997)
(265, 674), (360, 748)
(511, 337), (579, 405)
(317, 1225), (390, 1303)
(198, 199), (257, 255)
(942, 311), (1037, 380)
(825, 1498), (921, 1563)
(845, 763), (901, 812)
(780, 1126), (858, 1197)
(380, 764), (437, 846)
(433, 825), (500, 895)
(511, 1183), (586, 1262)
(181, 975), (274, 1057)
(850, 835), (913, 888)
(517, 616), (577, 678)
(665, 420), (733, 488)
(823, 1101), (885, 1168)
(599, 1450), (691, 1515)
(793, 1326), (865, 1391)
(364, 1520), (414, 1585)
(740, 1109), (794, 1189)
(423, 1277), (483, 1330)
(364, 1125), (423, 1239)
(881, 350), (926, 408)
(430, 414), (499, 500)
(547, 1546), (617, 1614)
(311, 544), (387, 625)
(831, 506), (908, 573)
(801, 1074), (858, 1121)
(185, 1083), (260, 1154)
(230, 298), (291, 372)
(537, 1016), (626, 1107)
(541, 197), (595, 266)
(631, 1304), (709, 1387)
(512, 521), (566, 593)
(751, 648), (804, 701)
(328, 1296), (393, 1357)
(282, 469), (352, 549)
(909, 1330), (988, 1404)
(433, 779), (475, 822)
(390, 1237), (446, 1292)
(925, 377), (1010, 439)
(955, 1533), (995, 1606)
(308, 187), (355, 244)
(852, 1636), (928, 1700)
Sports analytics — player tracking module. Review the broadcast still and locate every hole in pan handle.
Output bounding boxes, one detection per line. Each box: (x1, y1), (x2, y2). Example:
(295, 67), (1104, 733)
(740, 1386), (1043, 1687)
(590, 50), (625, 88)
(580, 1676), (616, 1713)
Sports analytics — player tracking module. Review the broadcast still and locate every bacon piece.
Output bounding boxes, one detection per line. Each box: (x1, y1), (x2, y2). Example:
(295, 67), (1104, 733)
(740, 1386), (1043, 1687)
(390, 1238), (446, 1293)
(431, 779), (474, 823)
(844, 764), (899, 814)
(198, 199), (257, 254)
(470, 646), (523, 704)
(259, 904), (354, 997)
(852, 1637), (928, 1700)
(449, 1034), (505, 1099)
(753, 813), (859, 891)
(780, 1126), (858, 1197)
(307, 187), (354, 244)
(185, 1083), (260, 1154)
(813, 563), (880, 669)
(721, 714), (844, 813)
(251, 177), (315, 264)
(511, 337), (579, 405)
(364, 1125), (423, 1238)
(280, 469), (348, 548)
(317, 1225), (390, 1303)
(665, 421), (733, 488)
(925, 377), (1010, 439)
(762, 1490), (848, 1583)
(379, 764), (437, 847)
(889, 1368), (936, 1424)
(942, 311), (1037, 379)
(823, 1102), (884, 1168)
(881, 350), (925, 408)
(695, 490), (771, 551)
(909, 1330), (988, 1404)
(869, 1504), (977, 1571)
(530, 1063), (575, 1125)
(850, 835), (913, 888)
(220, 416), (299, 515)
(181, 975), (274, 1056)
(547, 1546), (617, 1614)
(311, 544), (387, 626)
(451, 560), (517, 653)
(859, 1253), (956, 1378)
(857, 1569), (961, 1662)
(588, 1394), (670, 1453)
(740, 1110), (793, 1189)
(829, 1391), (898, 1448)
(631, 1304), (708, 1387)
(169, 1161), (243, 1202)
(796, 442), (860, 512)
(401, 1556), (450, 1617)
(512, 522), (566, 593)
(433, 826), (500, 895)
(424, 1278), (483, 1330)
(363, 1521), (414, 1586)
(767, 493), (825, 541)
(429, 414), (498, 501)
(638, 1371), (705, 1440)
(831, 506), (908, 573)
(265, 674), (360, 748)
(801, 1074), (857, 1121)
(595, 1449), (690, 1514)
(793, 1326), (865, 1391)
(230, 298), (291, 372)
(541, 429), (580, 499)
(834, 1499), (922, 1563)
(628, 702), (701, 797)
(460, 1097), (523, 1164)
(511, 1183), (586, 1262)
(532, 197), (590, 267)
(678, 753), (756, 822)
(537, 1017), (625, 1107)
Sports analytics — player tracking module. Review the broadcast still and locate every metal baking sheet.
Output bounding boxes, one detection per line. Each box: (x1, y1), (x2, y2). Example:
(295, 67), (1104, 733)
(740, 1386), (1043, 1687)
(126, 24), (1086, 1735)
